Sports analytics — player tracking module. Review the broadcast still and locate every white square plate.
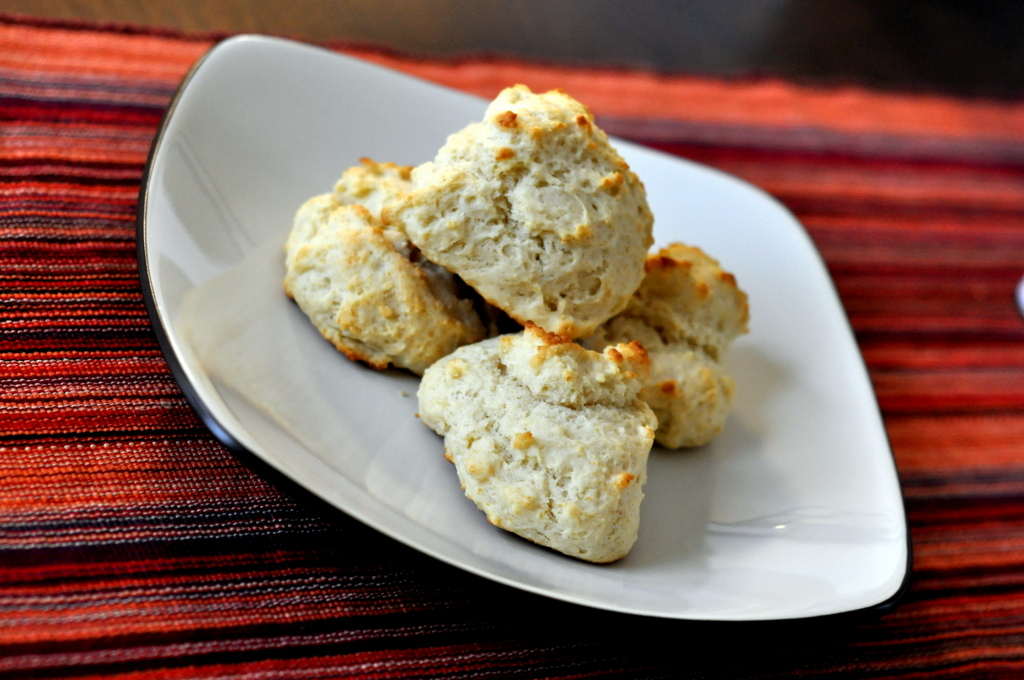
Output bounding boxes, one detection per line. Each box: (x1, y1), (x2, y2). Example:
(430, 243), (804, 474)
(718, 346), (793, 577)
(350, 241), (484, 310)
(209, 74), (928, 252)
(138, 35), (910, 621)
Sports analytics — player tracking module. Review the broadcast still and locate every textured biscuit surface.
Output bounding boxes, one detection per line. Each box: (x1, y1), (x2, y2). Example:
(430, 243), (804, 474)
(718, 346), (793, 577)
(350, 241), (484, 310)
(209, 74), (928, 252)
(284, 199), (485, 375)
(333, 158), (413, 219)
(583, 244), (748, 448)
(383, 85), (653, 339)
(285, 157), (413, 265)
(418, 324), (656, 563)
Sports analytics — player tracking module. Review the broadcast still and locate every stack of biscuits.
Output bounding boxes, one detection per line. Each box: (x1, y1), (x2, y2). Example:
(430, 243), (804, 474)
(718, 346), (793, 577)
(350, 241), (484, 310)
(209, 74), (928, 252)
(284, 85), (748, 563)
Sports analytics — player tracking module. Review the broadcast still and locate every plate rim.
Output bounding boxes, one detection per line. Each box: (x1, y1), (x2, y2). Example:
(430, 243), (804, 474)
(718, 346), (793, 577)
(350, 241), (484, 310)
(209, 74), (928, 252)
(136, 33), (913, 622)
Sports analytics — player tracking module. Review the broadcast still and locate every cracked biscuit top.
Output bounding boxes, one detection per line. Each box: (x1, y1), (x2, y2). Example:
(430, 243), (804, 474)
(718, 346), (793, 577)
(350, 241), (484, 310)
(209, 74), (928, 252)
(418, 324), (656, 563)
(382, 85), (654, 340)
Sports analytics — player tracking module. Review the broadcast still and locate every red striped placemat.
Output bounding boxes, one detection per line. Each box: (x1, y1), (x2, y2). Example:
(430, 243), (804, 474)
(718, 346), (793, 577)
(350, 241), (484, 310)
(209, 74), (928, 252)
(2, 12), (1024, 678)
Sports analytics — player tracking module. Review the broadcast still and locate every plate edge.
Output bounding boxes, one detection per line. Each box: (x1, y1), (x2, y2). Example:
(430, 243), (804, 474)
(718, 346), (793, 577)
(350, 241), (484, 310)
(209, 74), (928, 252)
(134, 34), (914, 623)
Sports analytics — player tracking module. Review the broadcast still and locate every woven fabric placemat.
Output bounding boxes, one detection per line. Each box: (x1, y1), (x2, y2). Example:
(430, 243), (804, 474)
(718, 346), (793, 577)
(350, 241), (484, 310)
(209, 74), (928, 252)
(2, 13), (1024, 678)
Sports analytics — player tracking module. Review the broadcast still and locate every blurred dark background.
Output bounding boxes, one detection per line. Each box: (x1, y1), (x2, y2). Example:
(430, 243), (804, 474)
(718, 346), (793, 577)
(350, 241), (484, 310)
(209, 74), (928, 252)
(2, 0), (1023, 98)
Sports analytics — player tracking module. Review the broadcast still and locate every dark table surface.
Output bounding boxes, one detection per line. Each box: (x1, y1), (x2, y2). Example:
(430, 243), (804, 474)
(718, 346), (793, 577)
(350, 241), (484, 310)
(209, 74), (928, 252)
(1, 0), (1022, 98)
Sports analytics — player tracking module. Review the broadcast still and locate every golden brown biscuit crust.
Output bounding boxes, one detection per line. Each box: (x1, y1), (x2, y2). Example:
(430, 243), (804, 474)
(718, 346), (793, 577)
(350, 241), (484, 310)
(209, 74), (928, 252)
(583, 243), (748, 448)
(383, 85), (653, 340)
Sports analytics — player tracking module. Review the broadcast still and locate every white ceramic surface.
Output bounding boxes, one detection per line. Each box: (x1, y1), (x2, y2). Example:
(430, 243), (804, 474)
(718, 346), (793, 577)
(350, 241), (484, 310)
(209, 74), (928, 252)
(138, 35), (909, 621)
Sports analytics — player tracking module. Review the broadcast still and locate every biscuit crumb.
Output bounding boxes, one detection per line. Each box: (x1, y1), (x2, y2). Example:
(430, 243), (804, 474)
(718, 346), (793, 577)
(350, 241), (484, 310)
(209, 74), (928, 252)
(600, 172), (624, 194)
(560, 223), (593, 244)
(613, 472), (635, 490)
(658, 380), (678, 397)
(494, 110), (518, 128)
(525, 321), (572, 347)
(645, 254), (682, 272)
(512, 432), (535, 449)
(445, 358), (467, 379)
